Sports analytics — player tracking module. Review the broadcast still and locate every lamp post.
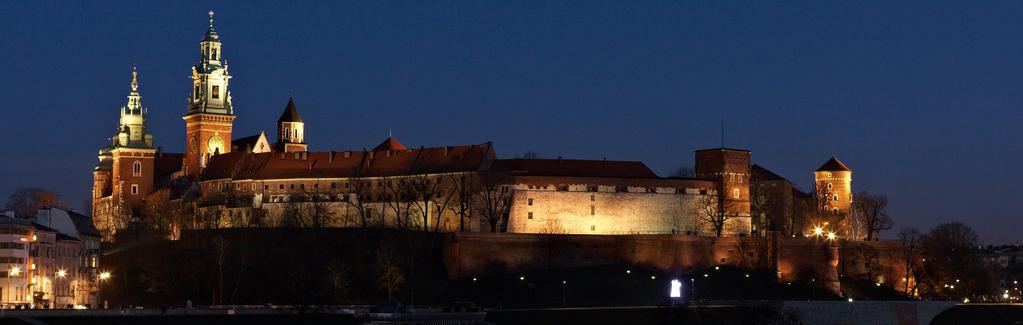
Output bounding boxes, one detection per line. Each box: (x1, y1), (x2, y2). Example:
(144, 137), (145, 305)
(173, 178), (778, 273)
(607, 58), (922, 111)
(56, 269), (66, 308)
(97, 271), (110, 309)
(8, 266), (21, 307)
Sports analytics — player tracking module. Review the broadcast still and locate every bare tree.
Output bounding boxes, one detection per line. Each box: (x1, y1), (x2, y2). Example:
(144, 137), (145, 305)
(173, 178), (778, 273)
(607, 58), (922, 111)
(447, 173), (477, 232)
(411, 173), (456, 231)
(5, 187), (66, 218)
(749, 172), (784, 235)
(382, 176), (416, 229)
(696, 192), (734, 237)
(344, 174), (373, 228)
(898, 227), (923, 294)
(307, 186), (337, 228)
(375, 243), (405, 301)
(853, 191), (893, 241)
(279, 192), (307, 227)
(477, 172), (512, 232)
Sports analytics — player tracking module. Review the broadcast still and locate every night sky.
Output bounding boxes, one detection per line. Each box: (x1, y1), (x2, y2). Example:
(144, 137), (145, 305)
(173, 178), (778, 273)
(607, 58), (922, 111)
(2, 1), (1021, 243)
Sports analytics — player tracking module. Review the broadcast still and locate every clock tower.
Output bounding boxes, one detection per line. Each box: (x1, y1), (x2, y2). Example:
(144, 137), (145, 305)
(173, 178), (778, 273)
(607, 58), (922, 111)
(183, 10), (236, 179)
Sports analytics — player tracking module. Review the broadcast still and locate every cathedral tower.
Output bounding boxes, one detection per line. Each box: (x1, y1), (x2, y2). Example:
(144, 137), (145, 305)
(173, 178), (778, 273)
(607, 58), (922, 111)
(276, 97), (307, 152)
(93, 67), (157, 234)
(814, 156), (853, 235)
(183, 11), (236, 178)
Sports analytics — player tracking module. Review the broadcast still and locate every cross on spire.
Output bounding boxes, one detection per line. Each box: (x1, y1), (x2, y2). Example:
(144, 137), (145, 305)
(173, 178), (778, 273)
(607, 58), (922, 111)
(208, 10), (215, 28)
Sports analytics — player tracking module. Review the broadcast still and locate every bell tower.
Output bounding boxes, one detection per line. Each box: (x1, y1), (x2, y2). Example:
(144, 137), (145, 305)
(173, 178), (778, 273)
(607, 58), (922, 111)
(183, 10), (236, 179)
(276, 97), (307, 152)
(94, 67), (158, 238)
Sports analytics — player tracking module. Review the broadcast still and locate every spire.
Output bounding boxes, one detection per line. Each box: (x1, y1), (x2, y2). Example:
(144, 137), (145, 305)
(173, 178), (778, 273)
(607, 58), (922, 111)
(130, 66), (138, 92)
(277, 97), (303, 123)
(114, 66), (153, 148)
(203, 10), (220, 42)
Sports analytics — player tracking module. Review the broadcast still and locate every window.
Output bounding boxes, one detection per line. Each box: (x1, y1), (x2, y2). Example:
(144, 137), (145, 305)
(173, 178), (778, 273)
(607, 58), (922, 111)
(528, 212), (533, 219)
(590, 205), (595, 215)
(131, 184), (139, 195)
(331, 182), (337, 189)
(211, 86), (220, 99)
(290, 184), (295, 190)
(591, 225), (596, 231)
(194, 85), (200, 99)
(279, 184), (284, 190)
(132, 161), (142, 176)
(590, 194), (595, 201)
(827, 183), (833, 190)
(264, 185), (269, 190)
(733, 188), (740, 199)
(833, 194), (839, 202)
(528, 198), (533, 206)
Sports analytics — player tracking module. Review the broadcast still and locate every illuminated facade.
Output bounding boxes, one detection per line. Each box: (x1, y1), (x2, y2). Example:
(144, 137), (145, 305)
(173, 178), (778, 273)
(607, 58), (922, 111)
(91, 11), (854, 240)
(0, 208), (101, 308)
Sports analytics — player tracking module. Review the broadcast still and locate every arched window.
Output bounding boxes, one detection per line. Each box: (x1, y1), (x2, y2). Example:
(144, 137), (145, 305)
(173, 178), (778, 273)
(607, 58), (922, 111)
(133, 161), (142, 176)
(733, 188), (740, 199)
(827, 183), (833, 190)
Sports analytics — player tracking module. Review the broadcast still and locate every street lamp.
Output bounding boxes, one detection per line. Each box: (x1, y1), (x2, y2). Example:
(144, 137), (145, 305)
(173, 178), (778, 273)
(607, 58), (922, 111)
(97, 271), (111, 309)
(826, 231), (837, 241)
(8, 266), (21, 306)
(56, 269), (67, 308)
(812, 226), (824, 237)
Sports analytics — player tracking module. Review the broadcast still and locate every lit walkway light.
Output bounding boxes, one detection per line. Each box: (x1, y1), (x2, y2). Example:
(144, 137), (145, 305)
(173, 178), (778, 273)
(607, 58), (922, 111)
(670, 279), (682, 298)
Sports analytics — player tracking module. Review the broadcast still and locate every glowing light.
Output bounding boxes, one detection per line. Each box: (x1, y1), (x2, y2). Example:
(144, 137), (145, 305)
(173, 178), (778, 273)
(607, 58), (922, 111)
(826, 232), (837, 241)
(950, 285), (955, 289)
(847, 298), (854, 302)
(9, 266), (20, 276)
(876, 282), (882, 287)
(812, 227), (824, 236)
(99, 272), (111, 280)
(955, 279), (960, 283)
(714, 266), (720, 271)
(73, 304), (87, 310)
(518, 276), (524, 281)
(1004, 293), (1010, 299)
(472, 277), (477, 282)
(703, 273), (709, 278)
(626, 270), (631, 274)
(650, 276), (656, 280)
(56, 269), (67, 278)
(670, 279), (682, 298)
(745, 274), (750, 278)
(963, 298), (970, 303)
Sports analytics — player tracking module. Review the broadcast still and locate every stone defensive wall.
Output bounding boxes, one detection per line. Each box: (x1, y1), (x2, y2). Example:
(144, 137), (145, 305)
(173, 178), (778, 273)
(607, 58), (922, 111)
(444, 232), (911, 294)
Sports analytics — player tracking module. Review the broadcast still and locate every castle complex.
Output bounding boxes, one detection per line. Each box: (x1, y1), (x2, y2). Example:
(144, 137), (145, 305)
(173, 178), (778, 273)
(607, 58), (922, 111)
(92, 12), (857, 242)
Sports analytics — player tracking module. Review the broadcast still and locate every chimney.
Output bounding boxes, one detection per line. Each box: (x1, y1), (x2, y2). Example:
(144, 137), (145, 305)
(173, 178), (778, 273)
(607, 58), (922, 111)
(329, 151), (334, 164)
(444, 146), (449, 156)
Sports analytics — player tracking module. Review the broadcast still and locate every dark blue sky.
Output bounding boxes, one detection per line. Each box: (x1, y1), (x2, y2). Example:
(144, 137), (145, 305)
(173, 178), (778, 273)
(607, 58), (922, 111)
(2, 1), (1021, 243)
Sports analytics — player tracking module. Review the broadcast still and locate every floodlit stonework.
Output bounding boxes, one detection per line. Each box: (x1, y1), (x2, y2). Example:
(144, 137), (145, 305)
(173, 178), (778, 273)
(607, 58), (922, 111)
(91, 12), (855, 242)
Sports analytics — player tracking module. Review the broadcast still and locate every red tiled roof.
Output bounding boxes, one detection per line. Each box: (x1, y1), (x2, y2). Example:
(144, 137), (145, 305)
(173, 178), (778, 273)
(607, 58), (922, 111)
(200, 142), (494, 181)
(491, 158), (658, 178)
(154, 153), (184, 179)
(373, 137), (408, 151)
(816, 156), (851, 172)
